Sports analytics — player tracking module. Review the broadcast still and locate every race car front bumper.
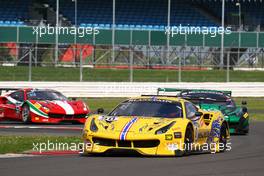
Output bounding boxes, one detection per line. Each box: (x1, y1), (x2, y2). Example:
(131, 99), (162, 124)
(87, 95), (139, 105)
(30, 112), (86, 124)
(228, 117), (249, 134)
(82, 133), (185, 156)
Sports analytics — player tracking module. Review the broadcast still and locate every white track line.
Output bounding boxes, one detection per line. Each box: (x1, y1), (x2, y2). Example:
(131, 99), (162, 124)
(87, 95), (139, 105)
(0, 125), (82, 130)
(0, 154), (37, 158)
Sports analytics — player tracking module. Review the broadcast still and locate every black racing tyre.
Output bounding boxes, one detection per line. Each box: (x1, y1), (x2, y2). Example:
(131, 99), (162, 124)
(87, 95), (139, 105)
(175, 125), (193, 157)
(219, 123), (228, 152)
(21, 104), (31, 123)
(244, 127), (249, 134)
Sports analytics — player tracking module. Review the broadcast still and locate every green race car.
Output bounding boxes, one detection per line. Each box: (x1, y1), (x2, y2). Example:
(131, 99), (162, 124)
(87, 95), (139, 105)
(157, 88), (249, 134)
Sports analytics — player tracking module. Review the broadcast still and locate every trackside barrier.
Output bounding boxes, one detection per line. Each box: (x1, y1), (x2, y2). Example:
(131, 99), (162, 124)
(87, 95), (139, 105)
(0, 82), (264, 97)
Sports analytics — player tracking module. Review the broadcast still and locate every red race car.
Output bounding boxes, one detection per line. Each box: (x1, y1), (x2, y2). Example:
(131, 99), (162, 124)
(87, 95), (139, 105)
(0, 88), (90, 124)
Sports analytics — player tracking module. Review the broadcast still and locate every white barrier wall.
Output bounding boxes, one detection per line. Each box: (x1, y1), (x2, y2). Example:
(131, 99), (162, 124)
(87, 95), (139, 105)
(1, 82), (264, 97)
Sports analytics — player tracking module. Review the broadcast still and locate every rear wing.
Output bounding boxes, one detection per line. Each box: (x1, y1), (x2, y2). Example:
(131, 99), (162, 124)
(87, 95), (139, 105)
(157, 88), (232, 97)
(0, 88), (20, 96)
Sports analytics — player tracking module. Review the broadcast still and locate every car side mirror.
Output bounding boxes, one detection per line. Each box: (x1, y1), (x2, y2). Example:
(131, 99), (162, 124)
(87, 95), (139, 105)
(97, 108), (104, 114)
(195, 111), (203, 116)
(242, 101), (247, 105)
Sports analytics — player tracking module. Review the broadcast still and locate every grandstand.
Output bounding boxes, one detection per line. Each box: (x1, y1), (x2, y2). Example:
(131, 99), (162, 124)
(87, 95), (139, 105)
(1, 0), (264, 30)
(57, 0), (216, 29)
(0, 1), (28, 26)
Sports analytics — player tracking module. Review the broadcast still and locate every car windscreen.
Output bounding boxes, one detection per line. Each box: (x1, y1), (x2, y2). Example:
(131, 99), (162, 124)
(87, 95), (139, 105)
(180, 92), (235, 107)
(27, 90), (67, 101)
(109, 100), (183, 118)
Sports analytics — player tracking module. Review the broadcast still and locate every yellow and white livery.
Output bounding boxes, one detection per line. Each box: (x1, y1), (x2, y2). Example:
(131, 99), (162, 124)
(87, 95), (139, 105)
(82, 96), (230, 156)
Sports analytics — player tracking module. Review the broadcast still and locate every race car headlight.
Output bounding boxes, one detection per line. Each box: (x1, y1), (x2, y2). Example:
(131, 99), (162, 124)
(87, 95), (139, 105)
(43, 106), (49, 111)
(155, 121), (176, 135)
(90, 118), (98, 132)
(41, 105), (50, 113)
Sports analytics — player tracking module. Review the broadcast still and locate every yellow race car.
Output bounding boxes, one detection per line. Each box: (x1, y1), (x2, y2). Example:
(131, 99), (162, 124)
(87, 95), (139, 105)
(82, 96), (230, 156)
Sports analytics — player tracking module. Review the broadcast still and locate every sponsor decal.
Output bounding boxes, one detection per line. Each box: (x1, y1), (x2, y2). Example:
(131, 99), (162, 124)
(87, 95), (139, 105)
(139, 124), (148, 133)
(211, 120), (221, 138)
(167, 143), (178, 151)
(110, 124), (115, 131)
(173, 132), (182, 138)
(34, 103), (42, 109)
(119, 117), (138, 140)
(99, 116), (118, 122)
(243, 113), (249, 119)
(129, 99), (173, 103)
(182, 90), (224, 95)
(165, 134), (173, 140)
(172, 127), (181, 131)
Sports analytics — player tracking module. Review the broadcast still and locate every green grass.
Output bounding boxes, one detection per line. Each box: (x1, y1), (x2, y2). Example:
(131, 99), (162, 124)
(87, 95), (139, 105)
(0, 136), (81, 154)
(82, 97), (125, 113)
(1, 66), (264, 82)
(84, 97), (264, 121)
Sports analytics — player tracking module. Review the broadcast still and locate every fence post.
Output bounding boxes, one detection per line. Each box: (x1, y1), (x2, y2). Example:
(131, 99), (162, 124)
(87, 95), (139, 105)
(35, 33), (38, 66)
(29, 49), (32, 81)
(238, 31), (241, 67)
(148, 30), (151, 67)
(129, 30), (133, 82)
(92, 32), (96, 65)
(16, 26), (19, 62)
(261, 51), (264, 68)
(226, 51), (230, 82)
(80, 48), (83, 82)
(178, 54), (182, 82)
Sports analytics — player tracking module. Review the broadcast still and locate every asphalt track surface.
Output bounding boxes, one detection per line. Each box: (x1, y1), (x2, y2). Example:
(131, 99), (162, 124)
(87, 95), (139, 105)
(0, 122), (263, 176)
